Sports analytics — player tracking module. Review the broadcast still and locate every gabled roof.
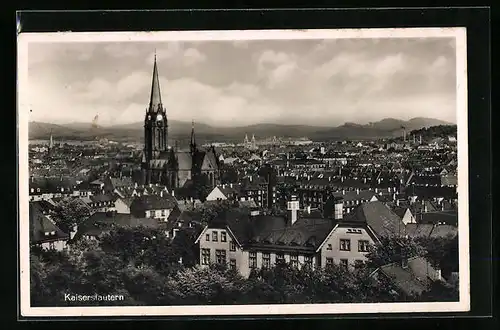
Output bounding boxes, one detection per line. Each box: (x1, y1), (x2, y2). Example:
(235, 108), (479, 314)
(344, 201), (406, 237)
(29, 203), (69, 244)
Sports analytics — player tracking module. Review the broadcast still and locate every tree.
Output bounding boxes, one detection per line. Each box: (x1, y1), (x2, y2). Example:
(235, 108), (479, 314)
(199, 200), (232, 225)
(365, 235), (425, 269)
(193, 173), (211, 202)
(53, 198), (92, 233)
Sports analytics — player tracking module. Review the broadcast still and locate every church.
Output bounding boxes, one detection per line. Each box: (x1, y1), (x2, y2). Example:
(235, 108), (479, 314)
(141, 55), (221, 192)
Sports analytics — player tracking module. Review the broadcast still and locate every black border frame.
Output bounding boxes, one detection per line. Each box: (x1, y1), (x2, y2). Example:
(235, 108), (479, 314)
(12, 6), (492, 324)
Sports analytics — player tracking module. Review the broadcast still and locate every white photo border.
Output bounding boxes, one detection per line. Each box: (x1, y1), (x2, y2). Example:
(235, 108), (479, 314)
(17, 27), (469, 317)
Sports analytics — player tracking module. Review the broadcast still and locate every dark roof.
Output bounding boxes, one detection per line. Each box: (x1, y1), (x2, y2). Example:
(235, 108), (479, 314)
(405, 186), (457, 199)
(77, 212), (161, 238)
(418, 211), (458, 226)
(208, 209), (335, 252)
(90, 194), (116, 203)
(29, 203), (69, 244)
(130, 194), (178, 211)
(344, 201), (406, 237)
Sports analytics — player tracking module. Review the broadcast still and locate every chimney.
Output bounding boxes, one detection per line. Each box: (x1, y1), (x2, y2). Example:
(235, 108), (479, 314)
(171, 190), (175, 197)
(328, 176), (331, 182)
(230, 183), (233, 188)
(375, 188), (378, 193)
(287, 195), (299, 225)
(396, 199), (400, 207)
(249, 176), (253, 182)
(334, 197), (343, 220)
(307, 205), (311, 214)
(441, 203), (445, 211)
(160, 190), (163, 198)
(356, 188), (360, 195)
(393, 193), (396, 201)
(424, 204), (428, 213)
(342, 189), (345, 195)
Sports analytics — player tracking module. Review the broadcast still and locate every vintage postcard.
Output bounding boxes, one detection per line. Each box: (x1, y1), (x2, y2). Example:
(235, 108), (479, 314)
(18, 28), (469, 317)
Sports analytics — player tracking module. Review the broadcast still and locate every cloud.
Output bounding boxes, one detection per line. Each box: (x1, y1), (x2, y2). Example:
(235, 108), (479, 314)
(26, 38), (458, 127)
(183, 48), (207, 66)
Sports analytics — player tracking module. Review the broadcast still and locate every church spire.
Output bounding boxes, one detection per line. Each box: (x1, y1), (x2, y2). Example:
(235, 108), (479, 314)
(190, 120), (196, 151)
(149, 51), (162, 112)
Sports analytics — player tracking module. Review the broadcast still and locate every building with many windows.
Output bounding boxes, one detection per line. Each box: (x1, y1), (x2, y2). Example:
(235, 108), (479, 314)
(194, 196), (405, 278)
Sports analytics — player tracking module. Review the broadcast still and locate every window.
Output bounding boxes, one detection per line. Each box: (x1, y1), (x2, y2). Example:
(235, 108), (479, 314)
(212, 231), (218, 242)
(290, 254), (299, 267)
(30, 188), (34, 193)
(340, 239), (351, 251)
(229, 240), (236, 252)
(325, 257), (334, 268)
(358, 240), (370, 252)
(215, 249), (226, 265)
(201, 248), (211, 265)
(205, 233), (210, 241)
(249, 252), (257, 268)
(340, 259), (348, 268)
(262, 253), (271, 269)
(304, 256), (313, 268)
(276, 253), (285, 264)
(161, 210), (165, 216)
(48, 242), (55, 250)
(229, 258), (236, 271)
(221, 232), (227, 242)
(327, 243), (333, 250)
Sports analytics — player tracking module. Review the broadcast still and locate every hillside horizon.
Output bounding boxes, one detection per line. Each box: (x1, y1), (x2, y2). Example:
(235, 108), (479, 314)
(28, 117), (455, 143)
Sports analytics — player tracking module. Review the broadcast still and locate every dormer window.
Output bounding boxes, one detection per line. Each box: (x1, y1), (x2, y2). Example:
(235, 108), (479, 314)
(37, 188), (40, 192)
(30, 188), (34, 193)
(50, 231), (55, 236)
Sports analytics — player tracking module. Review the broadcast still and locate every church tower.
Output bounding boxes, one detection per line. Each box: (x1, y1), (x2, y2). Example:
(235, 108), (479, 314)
(143, 53), (169, 165)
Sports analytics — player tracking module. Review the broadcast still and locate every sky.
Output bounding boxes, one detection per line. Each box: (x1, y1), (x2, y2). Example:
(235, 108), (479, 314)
(27, 36), (457, 127)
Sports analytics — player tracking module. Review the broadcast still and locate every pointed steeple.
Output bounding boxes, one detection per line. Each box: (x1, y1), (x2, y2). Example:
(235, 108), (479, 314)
(149, 51), (163, 112)
(190, 120), (196, 151)
(49, 129), (53, 149)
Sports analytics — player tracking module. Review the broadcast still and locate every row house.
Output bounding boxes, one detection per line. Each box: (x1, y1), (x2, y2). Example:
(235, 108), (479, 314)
(80, 193), (116, 212)
(29, 177), (79, 201)
(194, 196), (406, 278)
(239, 176), (276, 209)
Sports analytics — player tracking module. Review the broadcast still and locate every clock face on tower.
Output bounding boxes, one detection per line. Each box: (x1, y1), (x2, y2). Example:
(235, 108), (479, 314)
(156, 114), (163, 121)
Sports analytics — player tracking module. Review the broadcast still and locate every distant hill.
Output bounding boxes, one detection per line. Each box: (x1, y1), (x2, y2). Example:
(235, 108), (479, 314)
(28, 117), (454, 143)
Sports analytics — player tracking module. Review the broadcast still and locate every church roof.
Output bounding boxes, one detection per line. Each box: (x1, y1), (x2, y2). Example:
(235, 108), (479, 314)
(176, 152), (193, 170)
(201, 149), (218, 171)
(149, 55), (162, 112)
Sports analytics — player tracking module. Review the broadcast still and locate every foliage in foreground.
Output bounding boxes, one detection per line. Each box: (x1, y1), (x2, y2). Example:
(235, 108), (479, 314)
(30, 227), (459, 307)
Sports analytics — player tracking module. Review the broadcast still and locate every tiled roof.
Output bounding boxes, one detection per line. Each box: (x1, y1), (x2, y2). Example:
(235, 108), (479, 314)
(377, 257), (433, 296)
(344, 201), (406, 237)
(405, 223), (434, 238)
(210, 210), (335, 252)
(30, 203), (69, 244)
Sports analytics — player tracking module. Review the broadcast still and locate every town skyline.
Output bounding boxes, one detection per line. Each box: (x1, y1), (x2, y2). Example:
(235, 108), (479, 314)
(28, 37), (457, 127)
